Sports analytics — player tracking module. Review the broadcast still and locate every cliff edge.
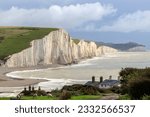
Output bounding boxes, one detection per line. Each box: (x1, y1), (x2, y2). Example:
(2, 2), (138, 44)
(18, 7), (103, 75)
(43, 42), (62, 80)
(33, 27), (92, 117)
(5, 29), (118, 67)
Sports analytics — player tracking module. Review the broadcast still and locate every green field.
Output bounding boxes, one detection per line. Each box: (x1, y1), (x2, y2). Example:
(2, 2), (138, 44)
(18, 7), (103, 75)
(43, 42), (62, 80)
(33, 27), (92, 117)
(0, 95), (101, 100)
(21, 96), (55, 100)
(0, 27), (58, 60)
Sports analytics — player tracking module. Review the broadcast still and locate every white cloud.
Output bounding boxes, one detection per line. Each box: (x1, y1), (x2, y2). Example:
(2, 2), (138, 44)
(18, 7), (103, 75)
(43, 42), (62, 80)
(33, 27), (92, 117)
(0, 2), (116, 29)
(99, 10), (150, 32)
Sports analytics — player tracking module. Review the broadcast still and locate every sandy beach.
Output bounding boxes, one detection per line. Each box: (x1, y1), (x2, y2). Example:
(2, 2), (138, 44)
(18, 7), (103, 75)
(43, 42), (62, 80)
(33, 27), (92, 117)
(0, 64), (61, 87)
(0, 64), (63, 97)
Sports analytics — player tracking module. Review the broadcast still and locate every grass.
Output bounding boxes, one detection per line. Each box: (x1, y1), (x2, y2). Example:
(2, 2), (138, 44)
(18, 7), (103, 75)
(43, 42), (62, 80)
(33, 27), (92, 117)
(0, 96), (56, 100)
(21, 96), (56, 100)
(0, 95), (101, 100)
(0, 97), (11, 100)
(118, 94), (131, 100)
(0, 27), (58, 60)
(22, 95), (101, 100)
(0, 27), (95, 60)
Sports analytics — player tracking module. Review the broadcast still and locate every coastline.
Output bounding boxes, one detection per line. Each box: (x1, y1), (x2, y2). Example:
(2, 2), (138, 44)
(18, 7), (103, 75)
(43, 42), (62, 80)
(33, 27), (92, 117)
(0, 52), (149, 97)
(0, 57), (95, 97)
(0, 64), (62, 87)
(0, 56), (103, 97)
(0, 55), (101, 88)
(1, 52), (147, 88)
(0, 53), (125, 88)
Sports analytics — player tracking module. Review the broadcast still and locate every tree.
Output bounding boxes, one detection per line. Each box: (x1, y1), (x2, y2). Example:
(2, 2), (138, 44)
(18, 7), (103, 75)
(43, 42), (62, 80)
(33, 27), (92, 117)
(128, 78), (150, 99)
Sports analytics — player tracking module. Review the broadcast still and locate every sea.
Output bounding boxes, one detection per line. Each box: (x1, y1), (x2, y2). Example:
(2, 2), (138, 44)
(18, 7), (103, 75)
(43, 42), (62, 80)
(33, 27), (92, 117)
(6, 52), (150, 92)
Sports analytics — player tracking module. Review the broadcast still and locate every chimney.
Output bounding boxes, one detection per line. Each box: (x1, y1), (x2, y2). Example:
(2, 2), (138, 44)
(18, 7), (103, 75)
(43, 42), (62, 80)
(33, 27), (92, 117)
(100, 76), (103, 83)
(109, 75), (112, 80)
(92, 76), (95, 83)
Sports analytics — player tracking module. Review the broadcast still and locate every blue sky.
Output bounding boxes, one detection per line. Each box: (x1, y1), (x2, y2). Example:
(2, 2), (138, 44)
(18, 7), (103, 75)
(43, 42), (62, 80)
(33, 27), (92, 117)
(0, 0), (150, 49)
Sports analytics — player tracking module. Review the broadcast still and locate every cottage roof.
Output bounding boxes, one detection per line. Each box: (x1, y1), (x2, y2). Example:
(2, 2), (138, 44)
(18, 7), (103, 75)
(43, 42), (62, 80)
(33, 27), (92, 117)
(100, 80), (120, 86)
(85, 81), (100, 87)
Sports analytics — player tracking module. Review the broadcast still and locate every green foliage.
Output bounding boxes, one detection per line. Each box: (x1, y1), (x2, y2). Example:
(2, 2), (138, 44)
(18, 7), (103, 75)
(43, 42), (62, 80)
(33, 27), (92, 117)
(128, 78), (150, 99)
(21, 96), (55, 100)
(0, 27), (57, 60)
(80, 85), (100, 95)
(119, 67), (150, 95)
(142, 95), (150, 100)
(61, 84), (100, 95)
(51, 84), (102, 100)
(59, 90), (72, 100)
(110, 86), (121, 94)
(119, 94), (131, 100)
(21, 86), (47, 96)
(0, 95), (102, 100)
(120, 67), (150, 82)
(51, 89), (61, 98)
(36, 90), (47, 96)
(0, 97), (11, 100)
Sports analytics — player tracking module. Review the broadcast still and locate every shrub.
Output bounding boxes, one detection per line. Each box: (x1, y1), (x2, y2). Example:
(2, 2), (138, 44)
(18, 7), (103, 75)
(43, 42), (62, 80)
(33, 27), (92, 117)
(61, 84), (100, 96)
(80, 85), (99, 95)
(0, 36), (4, 43)
(59, 90), (71, 100)
(37, 90), (47, 96)
(128, 78), (150, 99)
(110, 86), (121, 94)
(119, 67), (150, 95)
(22, 90), (36, 96)
(142, 95), (150, 100)
(51, 89), (61, 97)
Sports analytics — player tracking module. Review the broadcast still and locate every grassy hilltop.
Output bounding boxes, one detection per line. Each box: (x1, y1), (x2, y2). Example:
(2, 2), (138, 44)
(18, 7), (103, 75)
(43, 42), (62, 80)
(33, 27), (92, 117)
(0, 27), (58, 60)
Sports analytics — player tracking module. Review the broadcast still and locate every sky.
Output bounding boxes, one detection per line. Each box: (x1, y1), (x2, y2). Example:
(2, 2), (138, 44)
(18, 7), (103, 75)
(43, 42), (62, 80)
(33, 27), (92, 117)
(0, 0), (150, 49)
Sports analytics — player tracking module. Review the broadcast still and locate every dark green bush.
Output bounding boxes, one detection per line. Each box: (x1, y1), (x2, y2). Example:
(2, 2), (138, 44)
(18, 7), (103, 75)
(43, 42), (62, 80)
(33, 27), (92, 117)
(129, 78), (150, 99)
(110, 86), (121, 94)
(37, 90), (47, 96)
(119, 67), (150, 95)
(51, 89), (61, 97)
(59, 90), (71, 100)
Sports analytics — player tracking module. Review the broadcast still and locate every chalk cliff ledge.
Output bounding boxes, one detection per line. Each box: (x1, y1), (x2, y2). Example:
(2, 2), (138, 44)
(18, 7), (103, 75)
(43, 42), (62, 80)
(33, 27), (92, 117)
(5, 29), (118, 67)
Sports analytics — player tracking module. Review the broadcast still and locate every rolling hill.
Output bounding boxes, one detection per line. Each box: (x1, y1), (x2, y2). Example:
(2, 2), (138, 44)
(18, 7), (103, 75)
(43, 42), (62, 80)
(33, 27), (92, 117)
(95, 42), (145, 51)
(0, 27), (58, 60)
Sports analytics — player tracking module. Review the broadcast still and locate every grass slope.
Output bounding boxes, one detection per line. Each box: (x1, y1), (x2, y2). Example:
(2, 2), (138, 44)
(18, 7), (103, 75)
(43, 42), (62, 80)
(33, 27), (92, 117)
(0, 27), (57, 60)
(0, 95), (101, 100)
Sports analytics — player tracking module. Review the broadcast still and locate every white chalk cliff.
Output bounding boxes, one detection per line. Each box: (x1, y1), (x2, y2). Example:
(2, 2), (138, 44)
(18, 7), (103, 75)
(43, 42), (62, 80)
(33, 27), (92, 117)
(5, 29), (118, 67)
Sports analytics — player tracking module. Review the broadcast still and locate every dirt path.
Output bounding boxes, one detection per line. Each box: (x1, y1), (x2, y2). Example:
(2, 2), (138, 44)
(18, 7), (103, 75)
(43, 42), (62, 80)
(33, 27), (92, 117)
(101, 93), (119, 100)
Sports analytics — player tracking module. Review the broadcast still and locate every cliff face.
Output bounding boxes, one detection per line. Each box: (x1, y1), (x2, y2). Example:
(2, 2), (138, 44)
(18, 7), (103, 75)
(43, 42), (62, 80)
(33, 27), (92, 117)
(5, 29), (118, 67)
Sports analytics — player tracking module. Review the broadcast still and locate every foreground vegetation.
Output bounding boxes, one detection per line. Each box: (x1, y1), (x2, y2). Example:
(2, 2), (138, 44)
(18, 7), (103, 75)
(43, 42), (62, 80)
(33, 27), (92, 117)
(0, 27), (57, 60)
(119, 67), (150, 99)
(0, 84), (103, 100)
(0, 95), (102, 100)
